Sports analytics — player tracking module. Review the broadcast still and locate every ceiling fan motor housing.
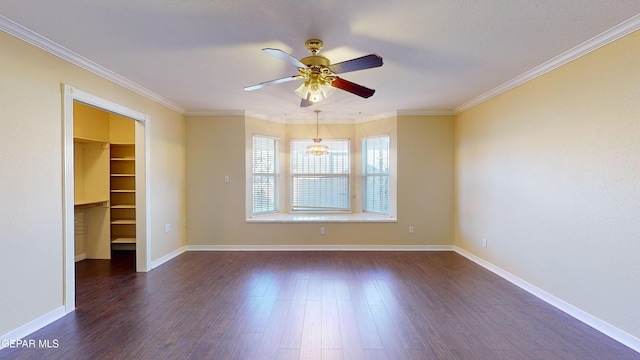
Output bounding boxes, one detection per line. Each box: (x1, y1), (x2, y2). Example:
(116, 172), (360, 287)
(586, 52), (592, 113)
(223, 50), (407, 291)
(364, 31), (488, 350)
(300, 54), (330, 67)
(298, 51), (335, 86)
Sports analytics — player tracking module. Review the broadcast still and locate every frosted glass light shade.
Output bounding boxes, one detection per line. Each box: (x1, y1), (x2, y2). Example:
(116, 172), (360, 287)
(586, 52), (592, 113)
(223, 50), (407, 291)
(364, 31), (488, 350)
(295, 80), (335, 103)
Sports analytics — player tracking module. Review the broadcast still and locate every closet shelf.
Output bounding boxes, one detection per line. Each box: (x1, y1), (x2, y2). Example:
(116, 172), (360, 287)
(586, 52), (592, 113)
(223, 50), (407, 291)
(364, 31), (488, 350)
(111, 219), (136, 225)
(74, 199), (109, 208)
(74, 136), (109, 145)
(112, 237), (136, 244)
(111, 204), (136, 209)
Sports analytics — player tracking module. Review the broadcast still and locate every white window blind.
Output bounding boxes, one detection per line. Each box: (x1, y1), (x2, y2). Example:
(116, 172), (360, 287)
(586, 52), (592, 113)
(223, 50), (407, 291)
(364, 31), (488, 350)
(290, 139), (350, 212)
(362, 135), (390, 214)
(252, 135), (279, 215)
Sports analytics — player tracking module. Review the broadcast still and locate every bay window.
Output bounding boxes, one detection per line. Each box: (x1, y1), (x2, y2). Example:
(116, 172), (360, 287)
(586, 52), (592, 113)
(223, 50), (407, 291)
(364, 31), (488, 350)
(247, 118), (396, 222)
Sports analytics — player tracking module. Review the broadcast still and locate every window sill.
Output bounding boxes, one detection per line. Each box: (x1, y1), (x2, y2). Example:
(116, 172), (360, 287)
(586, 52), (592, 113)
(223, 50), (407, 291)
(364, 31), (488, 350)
(246, 213), (397, 223)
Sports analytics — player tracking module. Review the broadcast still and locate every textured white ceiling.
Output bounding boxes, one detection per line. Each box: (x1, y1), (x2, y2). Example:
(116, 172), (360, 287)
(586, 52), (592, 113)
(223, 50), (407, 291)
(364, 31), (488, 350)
(1, 1), (639, 122)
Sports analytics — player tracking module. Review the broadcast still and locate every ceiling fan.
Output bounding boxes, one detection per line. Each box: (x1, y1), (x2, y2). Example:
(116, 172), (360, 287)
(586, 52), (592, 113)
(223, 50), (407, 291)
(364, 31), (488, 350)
(244, 39), (383, 107)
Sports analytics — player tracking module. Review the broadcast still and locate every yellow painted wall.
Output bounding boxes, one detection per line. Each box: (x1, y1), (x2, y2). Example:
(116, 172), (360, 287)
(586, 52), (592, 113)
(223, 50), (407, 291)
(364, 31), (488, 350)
(73, 102), (109, 142)
(109, 113), (135, 144)
(73, 140), (111, 259)
(455, 30), (640, 338)
(186, 115), (247, 243)
(149, 106), (187, 261)
(399, 115), (454, 242)
(74, 103), (135, 145)
(186, 114), (454, 247)
(0, 30), (186, 336)
(74, 141), (110, 204)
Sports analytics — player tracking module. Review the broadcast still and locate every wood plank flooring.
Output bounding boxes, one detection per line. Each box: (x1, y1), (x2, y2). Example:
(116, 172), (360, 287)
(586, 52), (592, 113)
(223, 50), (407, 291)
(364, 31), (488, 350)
(2, 251), (638, 360)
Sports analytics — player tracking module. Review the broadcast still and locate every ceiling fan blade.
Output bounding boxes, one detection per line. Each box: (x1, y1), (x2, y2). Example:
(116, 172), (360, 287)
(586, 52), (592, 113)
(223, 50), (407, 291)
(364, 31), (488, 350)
(263, 48), (308, 68)
(331, 77), (376, 98)
(327, 54), (383, 74)
(300, 98), (312, 107)
(300, 93), (315, 107)
(244, 76), (299, 91)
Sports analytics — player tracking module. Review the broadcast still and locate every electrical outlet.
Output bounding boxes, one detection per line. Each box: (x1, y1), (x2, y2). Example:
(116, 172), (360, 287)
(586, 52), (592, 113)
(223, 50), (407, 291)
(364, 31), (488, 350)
(224, 175), (230, 183)
(320, 226), (325, 235)
(482, 238), (487, 248)
(164, 224), (171, 233)
(409, 225), (414, 234)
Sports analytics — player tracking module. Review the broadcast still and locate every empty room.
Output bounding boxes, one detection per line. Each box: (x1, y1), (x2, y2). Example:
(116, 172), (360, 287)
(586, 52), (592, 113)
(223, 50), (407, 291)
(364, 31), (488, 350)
(1, 1), (639, 359)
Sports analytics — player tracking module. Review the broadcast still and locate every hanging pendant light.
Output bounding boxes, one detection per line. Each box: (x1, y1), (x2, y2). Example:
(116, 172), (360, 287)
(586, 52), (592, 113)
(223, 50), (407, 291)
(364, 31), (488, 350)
(306, 110), (329, 156)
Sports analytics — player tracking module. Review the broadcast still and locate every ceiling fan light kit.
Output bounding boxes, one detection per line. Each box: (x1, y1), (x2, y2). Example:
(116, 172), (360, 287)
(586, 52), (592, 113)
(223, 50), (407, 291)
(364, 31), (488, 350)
(294, 78), (336, 103)
(244, 39), (383, 107)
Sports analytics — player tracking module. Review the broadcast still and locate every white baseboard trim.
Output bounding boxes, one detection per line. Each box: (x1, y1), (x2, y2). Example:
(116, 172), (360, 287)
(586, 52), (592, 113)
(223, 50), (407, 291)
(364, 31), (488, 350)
(0, 306), (66, 350)
(185, 244), (455, 252)
(74, 253), (86, 262)
(453, 246), (640, 354)
(150, 246), (187, 269)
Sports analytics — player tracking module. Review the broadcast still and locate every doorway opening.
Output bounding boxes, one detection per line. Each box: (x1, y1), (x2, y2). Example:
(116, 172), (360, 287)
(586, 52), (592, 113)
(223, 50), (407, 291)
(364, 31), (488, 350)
(62, 85), (150, 313)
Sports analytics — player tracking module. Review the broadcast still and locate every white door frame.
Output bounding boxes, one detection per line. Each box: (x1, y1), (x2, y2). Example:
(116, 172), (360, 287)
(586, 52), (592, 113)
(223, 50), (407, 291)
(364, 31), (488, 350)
(62, 84), (151, 313)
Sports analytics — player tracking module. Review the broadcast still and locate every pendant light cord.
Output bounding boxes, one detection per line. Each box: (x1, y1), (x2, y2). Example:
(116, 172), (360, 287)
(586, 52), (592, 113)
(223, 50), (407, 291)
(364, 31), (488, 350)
(314, 110), (321, 140)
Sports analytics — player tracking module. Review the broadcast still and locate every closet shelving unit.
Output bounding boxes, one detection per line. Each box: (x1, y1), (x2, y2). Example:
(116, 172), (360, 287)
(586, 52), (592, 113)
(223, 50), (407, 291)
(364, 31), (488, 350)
(110, 144), (136, 247)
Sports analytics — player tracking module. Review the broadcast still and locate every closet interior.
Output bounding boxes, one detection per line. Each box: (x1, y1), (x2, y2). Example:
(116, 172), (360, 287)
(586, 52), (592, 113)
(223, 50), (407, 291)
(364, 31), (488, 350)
(73, 102), (136, 260)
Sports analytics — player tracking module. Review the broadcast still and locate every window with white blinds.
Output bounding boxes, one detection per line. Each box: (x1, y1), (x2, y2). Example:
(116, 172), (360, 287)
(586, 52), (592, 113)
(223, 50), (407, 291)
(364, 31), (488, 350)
(290, 139), (350, 212)
(252, 135), (279, 215)
(362, 135), (390, 214)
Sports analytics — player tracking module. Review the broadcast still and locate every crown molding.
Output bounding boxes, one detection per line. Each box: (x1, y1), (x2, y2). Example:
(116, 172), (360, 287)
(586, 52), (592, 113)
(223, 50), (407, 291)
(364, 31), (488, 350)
(185, 110), (246, 117)
(189, 110), (401, 124)
(354, 110), (398, 123)
(454, 14), (640, 114)
(397, 109), (455, 117)
(191, 109), (456, 124)
(0, 15), (186, 114)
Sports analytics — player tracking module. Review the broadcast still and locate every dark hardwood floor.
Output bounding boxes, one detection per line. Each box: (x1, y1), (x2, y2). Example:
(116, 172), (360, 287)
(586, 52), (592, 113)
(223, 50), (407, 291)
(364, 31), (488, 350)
(2, 251), (638, 360)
